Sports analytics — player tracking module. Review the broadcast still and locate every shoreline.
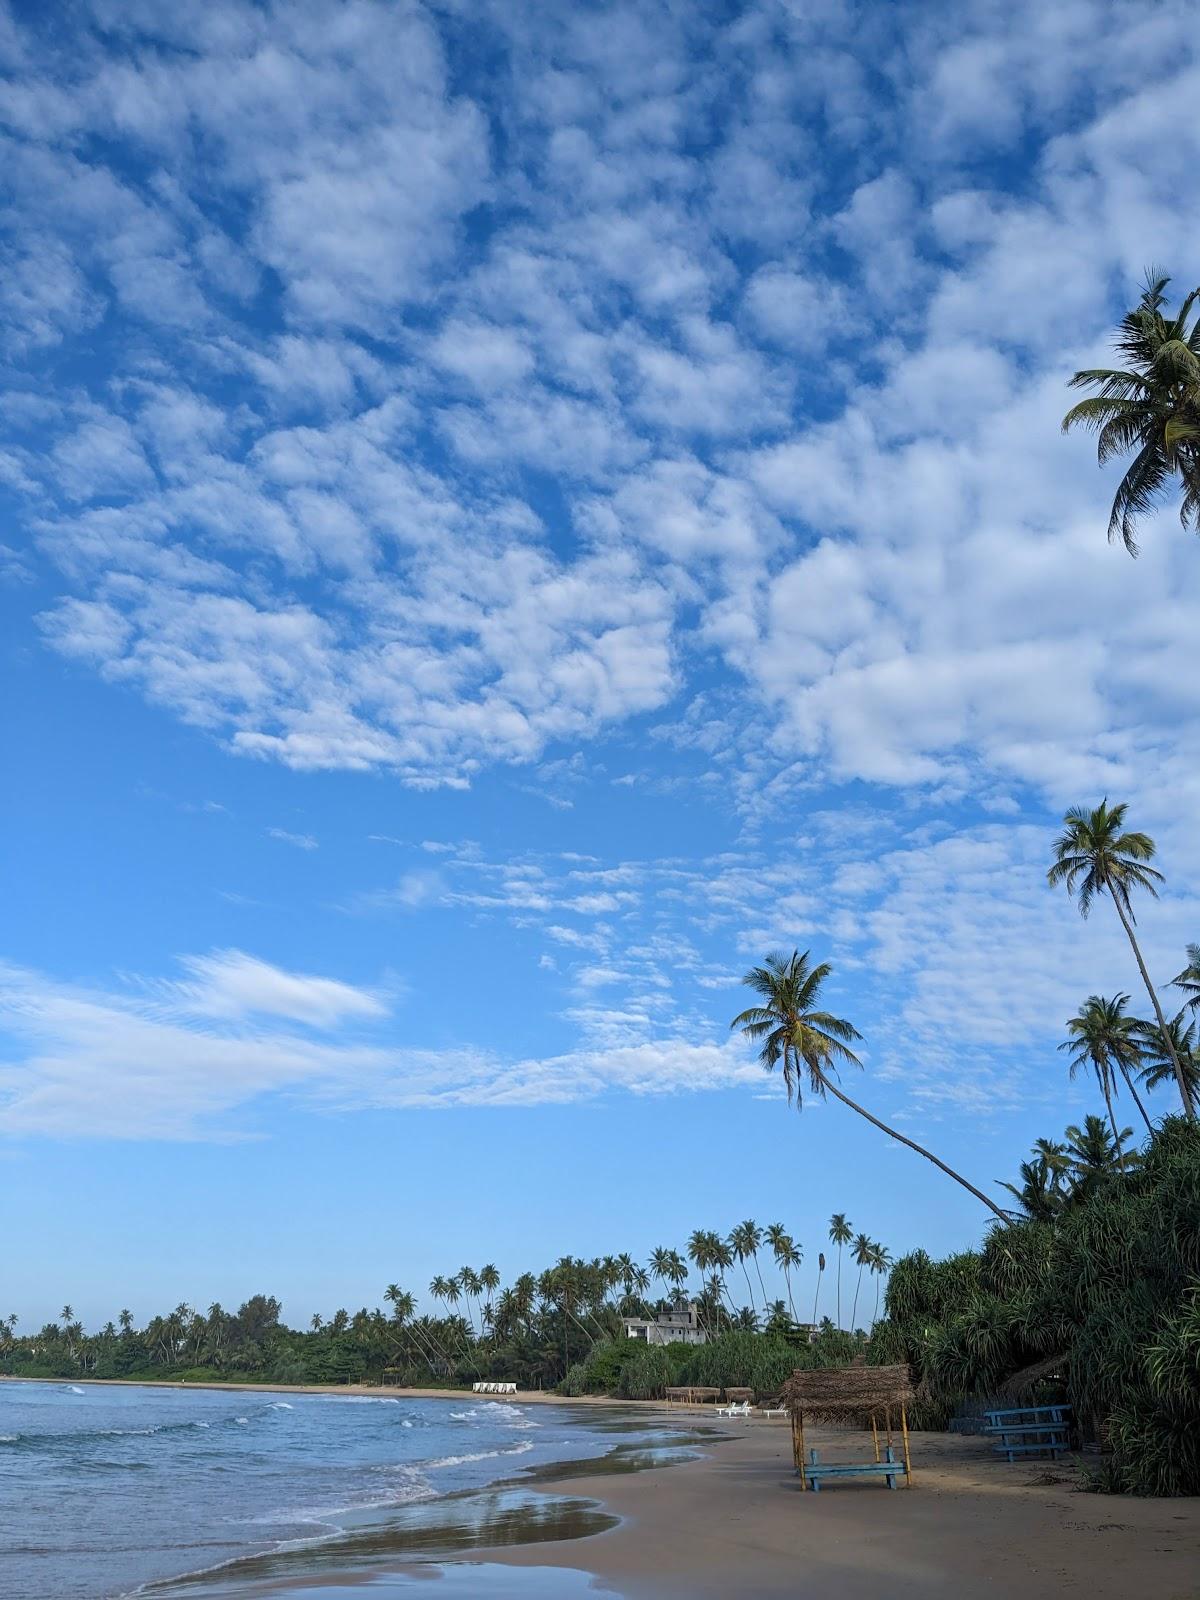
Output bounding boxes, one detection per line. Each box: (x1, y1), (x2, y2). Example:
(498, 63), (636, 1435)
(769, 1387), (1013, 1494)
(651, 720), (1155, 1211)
(241, 1422), (1200, 1600)
(0, 1373), (648, 1408)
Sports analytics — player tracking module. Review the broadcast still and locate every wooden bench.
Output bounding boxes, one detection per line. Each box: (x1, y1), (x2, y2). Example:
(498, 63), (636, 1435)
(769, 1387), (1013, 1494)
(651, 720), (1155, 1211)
(803, 1445), (907, 1491)
(984, 1405), (1071, 1462)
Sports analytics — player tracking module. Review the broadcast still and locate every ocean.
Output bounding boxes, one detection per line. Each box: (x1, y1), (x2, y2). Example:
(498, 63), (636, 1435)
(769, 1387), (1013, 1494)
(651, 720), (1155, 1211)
(0, 1381), (678, 1599)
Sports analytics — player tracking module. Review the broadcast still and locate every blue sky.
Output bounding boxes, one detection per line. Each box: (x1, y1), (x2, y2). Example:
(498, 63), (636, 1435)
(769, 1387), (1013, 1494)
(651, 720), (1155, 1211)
(4, 0), (1200, 1331)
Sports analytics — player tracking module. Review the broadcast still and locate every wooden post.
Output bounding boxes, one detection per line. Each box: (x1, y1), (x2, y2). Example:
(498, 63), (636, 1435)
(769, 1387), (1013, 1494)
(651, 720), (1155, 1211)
(900, 1403), (913, 1487)
(871, 1413), (880, 1462)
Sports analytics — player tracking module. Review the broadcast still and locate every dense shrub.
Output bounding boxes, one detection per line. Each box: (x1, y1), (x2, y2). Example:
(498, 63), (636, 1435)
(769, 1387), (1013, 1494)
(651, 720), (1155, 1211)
(873, 1117), (1200, 1494)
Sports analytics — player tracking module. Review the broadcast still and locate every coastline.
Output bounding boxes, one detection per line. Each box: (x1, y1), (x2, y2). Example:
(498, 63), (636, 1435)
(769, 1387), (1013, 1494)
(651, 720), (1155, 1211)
(241, 1422), (1200, 1600)
(0, 1374), (641, 1408)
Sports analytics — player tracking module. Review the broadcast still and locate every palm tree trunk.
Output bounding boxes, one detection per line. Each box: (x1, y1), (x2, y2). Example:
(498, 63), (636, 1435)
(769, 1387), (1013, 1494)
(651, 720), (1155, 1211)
(740, 1260), (756, 1312)
(1109, 889), (1196, 1120)
(836, 1252), (842, 1329)
(851, 1266), (863, 1331)
(1101, 1073), (1122, 1155)
(783, 1269), (797, 1320)
(1117, 1062), (1154, 1134)
(812, 1265), (822, 1325)
(873, 1277), (881, 1325)
(819, 1076), (1008, 1220)
(753, 1254), (768, 1309)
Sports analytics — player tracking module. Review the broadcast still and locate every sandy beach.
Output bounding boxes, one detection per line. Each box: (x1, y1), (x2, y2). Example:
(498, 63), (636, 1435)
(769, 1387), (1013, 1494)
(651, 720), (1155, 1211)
(481, 1421), (1200, 1599)
(262, 1417), (1200, 1600)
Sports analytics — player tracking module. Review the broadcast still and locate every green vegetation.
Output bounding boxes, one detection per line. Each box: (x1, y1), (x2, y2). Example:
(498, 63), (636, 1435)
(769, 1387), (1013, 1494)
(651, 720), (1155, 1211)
(0, 1219), (886, 1393)
(869, 1115), (1200, 1495)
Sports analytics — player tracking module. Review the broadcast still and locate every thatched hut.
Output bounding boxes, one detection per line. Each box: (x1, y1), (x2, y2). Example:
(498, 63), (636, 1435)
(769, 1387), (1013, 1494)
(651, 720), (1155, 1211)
(783, 1365), (916, 1487)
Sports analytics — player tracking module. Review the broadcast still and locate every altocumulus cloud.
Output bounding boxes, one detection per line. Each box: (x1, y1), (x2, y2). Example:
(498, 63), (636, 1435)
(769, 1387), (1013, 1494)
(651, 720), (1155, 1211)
(0, 0), (1196, 808)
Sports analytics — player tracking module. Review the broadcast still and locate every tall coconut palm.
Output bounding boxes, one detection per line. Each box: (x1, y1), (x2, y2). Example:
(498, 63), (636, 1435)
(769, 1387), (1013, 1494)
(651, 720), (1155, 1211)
(1048, 801), (1194, 1119)
(649, 1247), (675, 1300)
(732, 951), (1007, 1217)
(849, 1233), (873, 1331)
(1060, 993), (1151, 1145)
(1171, 943), (1200, 1016)
(869, 1243), (893, 1326)
(828, 1215), (852, 1329)
(730, 1221), (767, 1309)
(1061, 268), (1200, 554)
(812, 1252), (825, 1326)
(765, 1224), (800, 1320)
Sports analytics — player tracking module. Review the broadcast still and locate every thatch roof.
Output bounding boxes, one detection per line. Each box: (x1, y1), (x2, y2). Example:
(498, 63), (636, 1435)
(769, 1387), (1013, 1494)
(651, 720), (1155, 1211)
(783, 1364), (915, 1423)
(991, 1353), (1068, 1404)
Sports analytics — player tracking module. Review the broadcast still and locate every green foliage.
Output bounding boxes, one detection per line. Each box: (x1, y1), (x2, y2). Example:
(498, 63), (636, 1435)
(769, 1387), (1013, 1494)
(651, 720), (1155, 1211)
(873, 1118), (1200, 1494)
(616, 1345), (682, 1400)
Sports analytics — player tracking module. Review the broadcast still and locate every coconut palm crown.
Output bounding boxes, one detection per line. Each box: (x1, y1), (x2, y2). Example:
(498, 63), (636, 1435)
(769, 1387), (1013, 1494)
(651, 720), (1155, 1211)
(1048, 801), (1193, 1119)
(1062, 269), (1200, 553)
(731, 950), (1007, 1218)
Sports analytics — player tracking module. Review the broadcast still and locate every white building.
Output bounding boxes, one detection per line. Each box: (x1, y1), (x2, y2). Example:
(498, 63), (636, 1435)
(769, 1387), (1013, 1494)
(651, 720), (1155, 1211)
(621, 1298), (707, 1346)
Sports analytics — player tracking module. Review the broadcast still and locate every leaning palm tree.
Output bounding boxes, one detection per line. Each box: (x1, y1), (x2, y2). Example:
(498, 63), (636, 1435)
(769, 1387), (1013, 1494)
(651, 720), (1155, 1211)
(1171, 943), (1200, 1014)
(1062, 268), (1200, 554)
(732, 951), (1007, 1217)
(828, 1216), (852, 1329)
(811, 1251), (825, 1326)
(849, 1232), (873, 1331)
(1048, 802), (1193, 1119)
(1060, 993), (1152, 1144)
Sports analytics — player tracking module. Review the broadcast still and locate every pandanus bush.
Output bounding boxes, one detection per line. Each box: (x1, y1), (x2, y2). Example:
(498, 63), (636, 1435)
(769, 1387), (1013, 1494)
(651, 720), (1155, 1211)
(872, 1117), (1200, 1494)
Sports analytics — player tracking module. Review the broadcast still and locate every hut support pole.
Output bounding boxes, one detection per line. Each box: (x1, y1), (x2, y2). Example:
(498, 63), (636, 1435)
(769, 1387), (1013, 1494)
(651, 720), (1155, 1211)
(870, 1415), (880, 1463)
(901, 1404), (912, 1487)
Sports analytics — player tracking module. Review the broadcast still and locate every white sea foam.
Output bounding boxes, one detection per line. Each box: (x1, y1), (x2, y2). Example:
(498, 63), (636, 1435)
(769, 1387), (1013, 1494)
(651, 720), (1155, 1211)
(0, 1433), (18, 1442)
(234, 1417), (248, 1425)
(425, 1439), (534, 1470)
(267, 1402), (293, 1410)
(318, 1395), (401, 1405)
(64, 1386), (85, 1394)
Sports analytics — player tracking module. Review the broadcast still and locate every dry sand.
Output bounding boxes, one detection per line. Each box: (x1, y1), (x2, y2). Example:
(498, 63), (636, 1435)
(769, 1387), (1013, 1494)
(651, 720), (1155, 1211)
(465, 1419), (1200, 1599)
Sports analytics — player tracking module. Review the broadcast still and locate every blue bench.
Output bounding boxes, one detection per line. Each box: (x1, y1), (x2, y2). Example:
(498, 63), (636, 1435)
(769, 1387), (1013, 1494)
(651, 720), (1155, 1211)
(803, 1445), (908, 1491)
(984, 1405), (1071, 1463)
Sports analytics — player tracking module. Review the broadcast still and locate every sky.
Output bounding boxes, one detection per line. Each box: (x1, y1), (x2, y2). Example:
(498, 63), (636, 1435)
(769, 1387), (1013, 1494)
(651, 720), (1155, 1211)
(3, 0), (1200, 1332)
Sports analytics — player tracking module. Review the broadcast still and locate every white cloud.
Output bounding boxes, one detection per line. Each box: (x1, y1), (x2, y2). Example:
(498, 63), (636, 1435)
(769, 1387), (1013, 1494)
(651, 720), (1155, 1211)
(267, 827), (318, 850)
(0, 955), (761, 1139)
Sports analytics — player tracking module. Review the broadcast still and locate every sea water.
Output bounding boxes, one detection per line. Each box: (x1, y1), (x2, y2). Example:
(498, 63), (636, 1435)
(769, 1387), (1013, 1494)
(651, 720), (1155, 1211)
(0, 1382), (644, 1599)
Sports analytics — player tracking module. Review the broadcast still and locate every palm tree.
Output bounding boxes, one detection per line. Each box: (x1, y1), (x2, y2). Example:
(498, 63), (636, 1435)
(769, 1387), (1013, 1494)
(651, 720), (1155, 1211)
(849, 1232), (873, 1331)
(729, 1221), (766, 1310)
(812, 1251), (825, 1326)
(1064, 1113), (1137, 1200)
(1061, 268), (1200, 554)
(479, 1264), (500, 1335)
(828, 1215), (852, 1329)
(765, 1224), (800, 1320)
(1171, 943), (1200, 1017)
(1136, 1010), (1200, 1110)
(649, 1247), (675, 1300)
(732, 950), (1007, 1217)
(1048, 801), (1194, 1119)
(999, 1142), (1069, 1222)
(868, 1243), (892, 1326)
(1060, 993), (1151, 1145)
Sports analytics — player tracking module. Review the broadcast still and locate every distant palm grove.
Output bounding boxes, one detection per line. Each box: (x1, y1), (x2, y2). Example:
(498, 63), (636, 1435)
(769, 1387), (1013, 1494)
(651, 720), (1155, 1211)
(7, 787), (1200, 1496)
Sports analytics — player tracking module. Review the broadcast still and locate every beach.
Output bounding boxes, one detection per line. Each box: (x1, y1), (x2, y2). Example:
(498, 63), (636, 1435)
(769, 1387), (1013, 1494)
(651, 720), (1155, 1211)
(259, 1417), (1200, 1600)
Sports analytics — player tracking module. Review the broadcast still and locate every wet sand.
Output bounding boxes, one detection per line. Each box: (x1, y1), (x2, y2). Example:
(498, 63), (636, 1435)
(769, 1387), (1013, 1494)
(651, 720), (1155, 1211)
(250, 1420), (1200, 1600)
